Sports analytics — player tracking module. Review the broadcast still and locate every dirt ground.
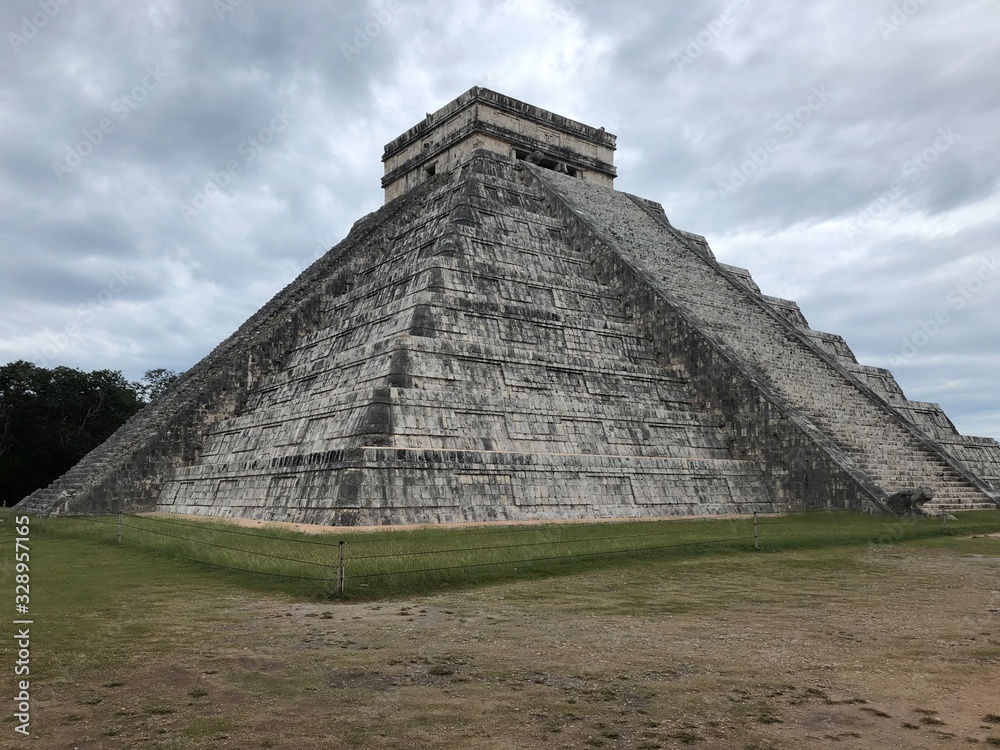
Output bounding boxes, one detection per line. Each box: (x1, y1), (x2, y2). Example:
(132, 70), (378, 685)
(23, 538), (1000, 749)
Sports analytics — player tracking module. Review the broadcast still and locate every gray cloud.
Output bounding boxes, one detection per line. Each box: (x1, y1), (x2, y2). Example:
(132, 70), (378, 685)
(1, 0), (997, 440)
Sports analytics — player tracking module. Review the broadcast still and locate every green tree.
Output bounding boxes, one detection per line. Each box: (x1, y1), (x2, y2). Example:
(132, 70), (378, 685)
(0, 361), (145, 506)
(134, 368), (179, 403)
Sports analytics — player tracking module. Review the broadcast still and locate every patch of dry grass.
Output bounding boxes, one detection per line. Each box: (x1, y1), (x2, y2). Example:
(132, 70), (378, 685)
(3, 509), (999, 748)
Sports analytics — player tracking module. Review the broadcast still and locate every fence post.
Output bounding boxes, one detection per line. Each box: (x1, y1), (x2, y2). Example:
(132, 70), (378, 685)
(942, 512), (948, 534)
(753, 511), (759, 551)
(337, 540), (345, 595)
(118, 513), (123, 545)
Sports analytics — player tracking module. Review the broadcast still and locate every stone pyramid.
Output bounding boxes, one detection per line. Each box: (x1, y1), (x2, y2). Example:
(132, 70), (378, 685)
(18, 87), (999, 525)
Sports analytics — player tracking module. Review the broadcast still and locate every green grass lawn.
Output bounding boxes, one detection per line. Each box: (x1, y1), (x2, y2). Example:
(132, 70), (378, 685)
(11, 508), (1000, 601)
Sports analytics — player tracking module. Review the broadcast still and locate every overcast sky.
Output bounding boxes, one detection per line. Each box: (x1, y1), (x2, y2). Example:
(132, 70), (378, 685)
(1, 0), (997, 439)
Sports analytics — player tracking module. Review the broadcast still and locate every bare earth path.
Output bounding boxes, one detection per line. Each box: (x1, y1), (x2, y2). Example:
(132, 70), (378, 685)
(19, 536), (1000, 749)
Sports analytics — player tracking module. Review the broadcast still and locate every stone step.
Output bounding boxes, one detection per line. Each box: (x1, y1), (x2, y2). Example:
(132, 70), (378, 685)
(537, 169), (993, 507)
(923, 501), (998, 513)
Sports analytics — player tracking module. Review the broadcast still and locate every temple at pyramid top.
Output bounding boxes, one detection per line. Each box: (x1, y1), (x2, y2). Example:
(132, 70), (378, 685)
(381, 86), (617, 202)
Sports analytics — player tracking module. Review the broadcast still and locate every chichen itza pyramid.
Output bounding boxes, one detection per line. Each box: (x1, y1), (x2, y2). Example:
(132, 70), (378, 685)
(18, 87), (1000, 524)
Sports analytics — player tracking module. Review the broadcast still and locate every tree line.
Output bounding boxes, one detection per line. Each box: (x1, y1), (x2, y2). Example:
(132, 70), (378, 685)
(0, 361), (179, 507)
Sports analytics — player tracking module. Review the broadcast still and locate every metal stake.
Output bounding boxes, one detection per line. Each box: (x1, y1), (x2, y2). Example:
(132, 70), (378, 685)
(337, 540), (345, 595)
(753, 511), (759, 551)
(118, 512), (123, 545)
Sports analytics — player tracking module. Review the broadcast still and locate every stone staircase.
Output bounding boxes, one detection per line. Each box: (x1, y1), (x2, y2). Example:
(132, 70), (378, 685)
(532, 165), (996, 511)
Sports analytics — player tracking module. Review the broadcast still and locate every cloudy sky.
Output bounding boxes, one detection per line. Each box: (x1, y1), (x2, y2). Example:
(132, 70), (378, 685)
(1, 0), (998, 439)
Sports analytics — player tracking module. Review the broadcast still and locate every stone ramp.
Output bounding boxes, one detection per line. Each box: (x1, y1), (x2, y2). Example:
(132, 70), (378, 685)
(530, 164), (995, 510)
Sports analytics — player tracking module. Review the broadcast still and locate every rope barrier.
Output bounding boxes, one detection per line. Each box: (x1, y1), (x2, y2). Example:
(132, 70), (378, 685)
(122, 513), (344, 548)
(199, 511), (774, 546)
(120, 520), (332, 569)
(349, 523), (754, 560)
(50, 508), (997, 594)
(150, 555), (333, 582)
(63, 515), (118, 527)
(348, 536), (754, 580)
